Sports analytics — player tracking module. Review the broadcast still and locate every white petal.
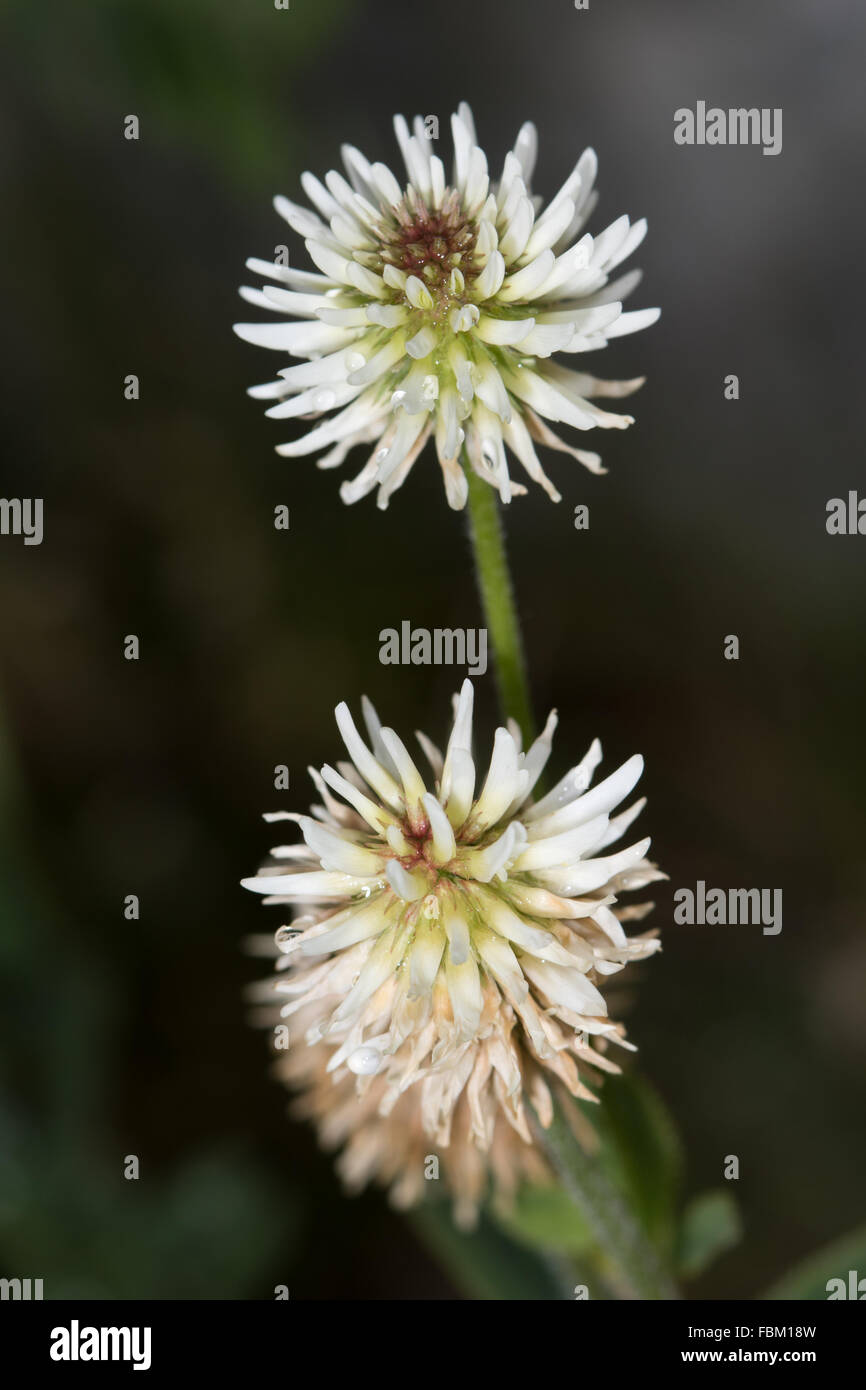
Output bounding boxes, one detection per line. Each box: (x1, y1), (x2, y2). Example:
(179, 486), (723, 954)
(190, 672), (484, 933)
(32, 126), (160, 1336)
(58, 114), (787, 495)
(407, 919), (446, 998)
(369, 160), (404, 208)
(522, 959), (607, 1015)
(276, 345), (367, 390)
(590, 214), (632, 270)
(603, 307), (661, 338)
(299, 897), (392, 956)
(441, 680), (474, 791)
(245, 257), (335, 290)
(233, 320), (351, 354)
(474, 249), (506, 299)
(501, 413), (561, 502)
(475, 314), (535, 347)
(303, 238), (352, 282)
(522, 197), (576, 260)
(240, 869), (367, 899)
(499, 196), (535, 262)
(525, 739), (602, 820)
(443, 747), (476, 829)
(276, 393), (386, 457)
(380, 727), (428, 812)
(441, 903), (472, 965)
(264, 381), (361, 420)
(473, 927), (528, 1002)
(472, 358), (512, 423)
(515, 812), (610, 870)
(607, 217), (647, 271)
(346, 335), (406, 386)
(335, 702), (404, 810)
(510, 120), (538, 183)
(296, 816), (386, 876)
(386, 860), (426, 902)
(472, 726), (524, 830)
(320, 764), (393, 833)
(461, 821), (527, 882)
(598, 797), (647, 849)
(498, 249), (555, 303)
(529, 755), (644, 838)
(536, 837), (652, 895)
(446, 954), (483, 1038)
(273, 195), (333, 241)
(512, 709), (559, 805)
(331, 927), (406, 1023)
(482, 894), (554, 955)
(421, 793), (457, 864)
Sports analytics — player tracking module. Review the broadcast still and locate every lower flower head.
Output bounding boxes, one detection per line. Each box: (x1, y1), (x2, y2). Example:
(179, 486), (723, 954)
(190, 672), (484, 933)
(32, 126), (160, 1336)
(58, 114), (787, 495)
(244, 682), (663, 1222)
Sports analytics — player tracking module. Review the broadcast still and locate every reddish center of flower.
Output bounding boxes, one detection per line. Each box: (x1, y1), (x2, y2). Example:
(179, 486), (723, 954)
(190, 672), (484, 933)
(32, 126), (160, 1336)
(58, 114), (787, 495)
(381, 189), (477, 288)
(400, 822), (434, 864)
(395, 819), (452, 887)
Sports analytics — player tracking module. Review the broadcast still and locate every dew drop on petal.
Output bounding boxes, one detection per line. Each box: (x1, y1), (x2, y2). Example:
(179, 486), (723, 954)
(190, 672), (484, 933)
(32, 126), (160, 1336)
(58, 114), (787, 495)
(346, 351), (366, 371)
(313, 388), (336, 411)
(347, 1046), (381, 1076)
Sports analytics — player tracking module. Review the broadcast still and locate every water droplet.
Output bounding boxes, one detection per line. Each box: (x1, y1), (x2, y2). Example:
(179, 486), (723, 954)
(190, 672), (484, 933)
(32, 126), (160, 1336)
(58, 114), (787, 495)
(313, 388), (336, 411)
(347, 1046), (381, 1076)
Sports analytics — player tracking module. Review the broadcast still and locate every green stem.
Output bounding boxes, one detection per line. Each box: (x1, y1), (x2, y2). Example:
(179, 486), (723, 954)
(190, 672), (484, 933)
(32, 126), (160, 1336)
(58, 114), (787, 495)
(463, 459), (535, 745)
(534, 1106), (680, 1300)
(463, 453), (678, 1301)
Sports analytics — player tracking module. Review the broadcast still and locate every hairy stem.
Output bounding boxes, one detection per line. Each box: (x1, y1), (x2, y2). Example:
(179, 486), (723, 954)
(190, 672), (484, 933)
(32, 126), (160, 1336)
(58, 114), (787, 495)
(463, 461), (535, 745)
(533, 1106), (680, 1300)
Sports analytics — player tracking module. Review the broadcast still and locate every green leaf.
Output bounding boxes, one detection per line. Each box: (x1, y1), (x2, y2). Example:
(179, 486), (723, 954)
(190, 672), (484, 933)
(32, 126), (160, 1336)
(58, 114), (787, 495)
(593, 1071), (683, 1255)
(677, 1190), (742, 1278)
(409, 1203), (564, 1300)
(495, 1181), (594, 1256)
(762, 1224), (866, 1301)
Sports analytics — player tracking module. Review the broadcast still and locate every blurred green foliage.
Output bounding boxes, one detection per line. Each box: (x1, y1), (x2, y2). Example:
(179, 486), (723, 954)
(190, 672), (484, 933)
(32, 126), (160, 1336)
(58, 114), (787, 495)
(0, 709), (299, 1298)
(4, 0), (349, 186)
(677, 1191), (742, 1281)
(763, 1226), (866, 1302)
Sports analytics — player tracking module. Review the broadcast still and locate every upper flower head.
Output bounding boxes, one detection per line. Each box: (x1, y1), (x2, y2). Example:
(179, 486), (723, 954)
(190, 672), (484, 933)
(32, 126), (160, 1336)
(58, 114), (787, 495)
(244, 682), (663, 1221)
(235, 103), (659, 510)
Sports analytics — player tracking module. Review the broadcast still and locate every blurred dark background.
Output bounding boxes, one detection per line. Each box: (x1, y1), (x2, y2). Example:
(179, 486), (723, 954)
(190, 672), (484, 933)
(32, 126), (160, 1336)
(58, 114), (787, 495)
(1, 0), (864, 1299)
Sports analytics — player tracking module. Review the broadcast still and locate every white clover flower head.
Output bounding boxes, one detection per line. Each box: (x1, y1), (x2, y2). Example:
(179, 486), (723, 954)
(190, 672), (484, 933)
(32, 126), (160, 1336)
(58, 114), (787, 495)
(244, 681), (664, 1222)
(234, 102), (659, 511)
